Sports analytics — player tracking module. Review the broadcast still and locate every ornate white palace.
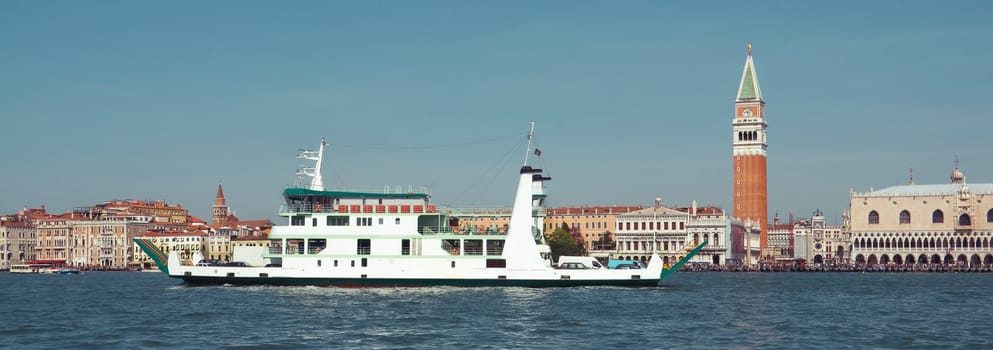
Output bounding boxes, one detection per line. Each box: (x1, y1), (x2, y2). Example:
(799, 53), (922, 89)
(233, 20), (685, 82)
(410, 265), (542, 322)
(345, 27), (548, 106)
(613, 198), (729, 266)
(849, 164), (993, 267)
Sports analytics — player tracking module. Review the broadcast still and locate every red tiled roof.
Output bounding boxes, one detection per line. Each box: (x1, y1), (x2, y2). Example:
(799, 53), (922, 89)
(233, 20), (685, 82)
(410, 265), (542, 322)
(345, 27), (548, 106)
(1, 220), (31, 228)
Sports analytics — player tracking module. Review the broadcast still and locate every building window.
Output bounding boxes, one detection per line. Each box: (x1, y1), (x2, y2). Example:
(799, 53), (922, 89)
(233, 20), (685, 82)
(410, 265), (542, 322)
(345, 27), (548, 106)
(987, 209), (993, 223)
(899, 210), (911, 224)
(868, 211), (879, 224)
(959, 214), (971, 226)
(932, 210), (944, 224)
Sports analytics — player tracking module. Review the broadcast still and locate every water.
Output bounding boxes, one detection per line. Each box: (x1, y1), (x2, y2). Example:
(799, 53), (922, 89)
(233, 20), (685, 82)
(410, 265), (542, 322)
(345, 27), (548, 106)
(1, 271), (989, 349)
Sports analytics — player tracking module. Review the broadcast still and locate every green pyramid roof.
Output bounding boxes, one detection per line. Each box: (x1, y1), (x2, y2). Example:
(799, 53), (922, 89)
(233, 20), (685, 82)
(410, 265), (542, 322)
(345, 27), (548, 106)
(736, 53), (763, 102)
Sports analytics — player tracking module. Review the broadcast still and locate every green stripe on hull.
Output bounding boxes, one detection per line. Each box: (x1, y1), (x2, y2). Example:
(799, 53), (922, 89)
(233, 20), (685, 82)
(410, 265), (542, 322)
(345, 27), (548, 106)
(176, 275), (661, 288)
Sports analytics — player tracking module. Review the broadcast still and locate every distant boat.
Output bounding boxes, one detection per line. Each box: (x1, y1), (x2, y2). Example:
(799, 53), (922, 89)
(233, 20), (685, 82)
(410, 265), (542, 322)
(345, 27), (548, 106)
(136, 124), (706, 287)
(10, 263), (53, 274)
(57, 268), (81, 275)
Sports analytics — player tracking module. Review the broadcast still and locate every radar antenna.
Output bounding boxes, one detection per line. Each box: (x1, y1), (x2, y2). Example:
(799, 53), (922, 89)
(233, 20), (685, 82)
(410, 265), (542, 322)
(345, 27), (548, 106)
(296, 138), (327, 191)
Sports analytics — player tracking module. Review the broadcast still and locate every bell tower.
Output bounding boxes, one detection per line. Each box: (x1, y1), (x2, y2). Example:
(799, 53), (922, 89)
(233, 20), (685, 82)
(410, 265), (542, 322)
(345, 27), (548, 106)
(732, 43), (769, 253)
(212, 182), (229, 227)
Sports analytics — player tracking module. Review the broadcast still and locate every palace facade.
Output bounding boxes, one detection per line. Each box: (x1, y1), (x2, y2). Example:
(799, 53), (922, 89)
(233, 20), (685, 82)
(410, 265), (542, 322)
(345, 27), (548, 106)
(849, 165), (993, 267)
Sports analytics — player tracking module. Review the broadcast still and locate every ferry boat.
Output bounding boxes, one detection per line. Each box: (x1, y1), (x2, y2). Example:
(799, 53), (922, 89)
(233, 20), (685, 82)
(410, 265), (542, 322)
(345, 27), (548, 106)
(135, 124), (705, 287)
(9, 260), (77, 274)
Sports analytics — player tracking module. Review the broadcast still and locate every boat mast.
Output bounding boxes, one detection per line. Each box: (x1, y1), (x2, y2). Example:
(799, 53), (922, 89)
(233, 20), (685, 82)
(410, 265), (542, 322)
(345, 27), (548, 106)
(523, 121), (535, 167)
(296, 138), (327, 191)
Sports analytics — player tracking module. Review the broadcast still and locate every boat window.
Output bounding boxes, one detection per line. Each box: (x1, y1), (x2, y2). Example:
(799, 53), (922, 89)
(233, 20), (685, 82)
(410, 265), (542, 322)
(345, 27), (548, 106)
(287, 239), (304, 254)
(464, 240), (483, 255)
(357, 239), (371, 255)
(351, 260), (355, 267)
(312, 218), (318, 227)
(317, 260), (322, 267)
(401, 239), (411, 255)
(451, 261), (456, 268)
(291, 215), (305, 226)
(486, 259), (506, 268)
(327, 216), (349, 226)
(308, 239), (326, 254)
(378, 218), (384, 225)
(361, 258), (367, 267)
(395, 218), (400, 225)
(486, 240), (505, 255)
(334, 260), (338, 267)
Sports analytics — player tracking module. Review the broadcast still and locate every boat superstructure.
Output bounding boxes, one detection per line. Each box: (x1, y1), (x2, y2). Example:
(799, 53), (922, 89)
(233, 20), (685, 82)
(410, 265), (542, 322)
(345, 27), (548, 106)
(136, 124), (705, 287)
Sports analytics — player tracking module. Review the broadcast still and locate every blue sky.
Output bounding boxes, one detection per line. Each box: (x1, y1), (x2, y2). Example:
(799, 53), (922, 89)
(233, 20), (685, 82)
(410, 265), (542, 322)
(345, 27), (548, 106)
(2, 1), (991, 224)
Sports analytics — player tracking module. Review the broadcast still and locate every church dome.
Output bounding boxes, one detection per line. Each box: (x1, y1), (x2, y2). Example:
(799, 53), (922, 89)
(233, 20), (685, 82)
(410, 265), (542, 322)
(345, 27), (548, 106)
(950, 166), (966, 184)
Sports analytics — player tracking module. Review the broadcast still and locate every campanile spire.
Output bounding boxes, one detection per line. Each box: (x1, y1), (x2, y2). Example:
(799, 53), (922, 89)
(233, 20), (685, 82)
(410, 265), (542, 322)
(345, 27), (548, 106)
(732, 43), (770, 256)
(212, 182), (229, 227)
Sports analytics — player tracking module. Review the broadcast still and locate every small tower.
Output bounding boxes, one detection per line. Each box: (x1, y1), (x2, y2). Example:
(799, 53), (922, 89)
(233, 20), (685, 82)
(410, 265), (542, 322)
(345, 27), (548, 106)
(212, 182), (229, 227)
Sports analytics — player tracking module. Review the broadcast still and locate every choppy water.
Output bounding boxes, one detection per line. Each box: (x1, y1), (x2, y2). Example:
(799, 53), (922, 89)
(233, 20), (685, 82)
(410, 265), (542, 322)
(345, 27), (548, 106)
(1, 271), (990, 349)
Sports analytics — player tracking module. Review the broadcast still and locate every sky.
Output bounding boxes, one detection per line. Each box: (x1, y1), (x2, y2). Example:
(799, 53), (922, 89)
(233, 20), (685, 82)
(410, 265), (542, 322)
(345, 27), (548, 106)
(2, 1), (991, 224)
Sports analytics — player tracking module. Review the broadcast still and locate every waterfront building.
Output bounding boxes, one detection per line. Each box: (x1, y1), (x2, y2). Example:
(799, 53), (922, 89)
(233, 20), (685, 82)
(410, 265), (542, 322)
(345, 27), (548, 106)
(456, 205), (642, 253)
(849, 164), (993, 266)
(232, 231), (271, 250)
(613, 198), (728, 265)
(793, 210), (850, 265)
(206, 227), (234, 262)
(132, 230), (207, 268)
(0, 218), (36, 270)
(89, 199), (189, 229)
(34, 212), (76, 262)
(731, 44), (770, 254)
(68, 213), (151, 268)
(767, 212), (794, 259)
(546, 206), (642, 253)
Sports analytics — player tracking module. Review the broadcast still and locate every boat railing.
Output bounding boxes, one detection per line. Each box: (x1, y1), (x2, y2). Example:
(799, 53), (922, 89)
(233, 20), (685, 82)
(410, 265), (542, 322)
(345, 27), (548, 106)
(420, 226), (509, 236)
(463, 247), (484, 256)
(279, 204), (441, 215)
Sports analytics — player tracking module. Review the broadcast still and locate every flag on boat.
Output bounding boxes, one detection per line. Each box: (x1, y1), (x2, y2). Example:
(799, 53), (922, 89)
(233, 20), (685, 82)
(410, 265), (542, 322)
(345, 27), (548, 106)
(534, 148), (542, 157)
